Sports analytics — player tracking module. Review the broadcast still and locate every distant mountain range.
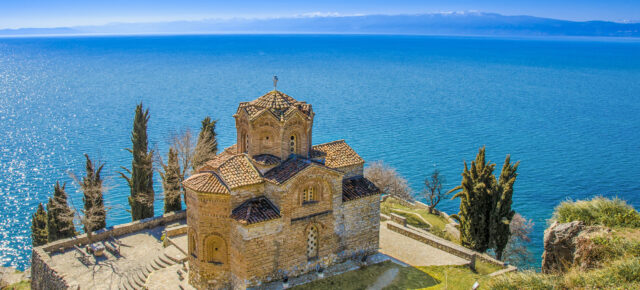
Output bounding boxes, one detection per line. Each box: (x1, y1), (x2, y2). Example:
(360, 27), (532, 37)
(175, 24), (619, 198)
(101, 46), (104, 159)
(1, 12), (639, 37)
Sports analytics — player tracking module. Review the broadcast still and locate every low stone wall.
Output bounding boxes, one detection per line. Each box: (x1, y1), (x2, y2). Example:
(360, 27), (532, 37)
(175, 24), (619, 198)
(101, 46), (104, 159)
(42, 210), (186, 253)
(386, 221), (508, 269)
(31, 211), (187, 290)
(31, 248), (75, 290)
(165, 224), (188, 238)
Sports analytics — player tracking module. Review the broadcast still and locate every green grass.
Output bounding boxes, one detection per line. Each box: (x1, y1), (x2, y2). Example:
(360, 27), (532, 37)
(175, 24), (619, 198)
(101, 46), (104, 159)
(553, 196), (640, 228)
(3, 281), (31, 290)
(475, 260), (503, 275)
(381, 197), (456, 242)
(293, 261), (498, 290)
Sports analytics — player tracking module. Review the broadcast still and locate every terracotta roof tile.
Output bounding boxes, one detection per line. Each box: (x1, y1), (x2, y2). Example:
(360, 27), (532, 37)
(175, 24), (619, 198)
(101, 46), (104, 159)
(183, 172), (229, 194)
(231, 196), (281, 225)
(202, 150), (236, 170)
(237, 90), (312, 120)
(311, 140), (364, 168)
(263, 158), (313, 184)
(216, 155), (263, 189)
(342, 177), (380, 202)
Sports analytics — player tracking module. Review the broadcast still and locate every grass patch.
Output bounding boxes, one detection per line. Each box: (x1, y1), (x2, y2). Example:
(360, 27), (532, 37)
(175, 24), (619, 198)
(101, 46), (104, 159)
(3, 281), (31, 290)
(293, 261), (498, 290)
(475, 260), (503, 275)
(381, 197), (455, 241)
(418, 265), (493, 290)
(292, 261), (438, 290)
(488, 257), (640, 289)
(553, 197), (640, 228)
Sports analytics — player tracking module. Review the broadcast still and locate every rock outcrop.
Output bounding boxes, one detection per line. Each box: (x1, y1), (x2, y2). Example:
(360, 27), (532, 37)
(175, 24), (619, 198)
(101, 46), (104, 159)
(541, 221), (585, 273)
(541, 221), (610, 273)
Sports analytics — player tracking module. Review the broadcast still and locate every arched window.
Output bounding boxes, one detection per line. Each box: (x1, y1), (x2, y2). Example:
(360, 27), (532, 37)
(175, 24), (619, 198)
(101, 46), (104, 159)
(204, 235), (227, 264)
(302, 187), (316, 204)
(189, 231), (197, 257)
(306, 225), (318, 259)
(289, 135), (297, 154)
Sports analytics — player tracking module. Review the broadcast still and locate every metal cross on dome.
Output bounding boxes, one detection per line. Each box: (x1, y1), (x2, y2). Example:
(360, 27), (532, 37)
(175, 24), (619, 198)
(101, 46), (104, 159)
(273, 75), (278, 90)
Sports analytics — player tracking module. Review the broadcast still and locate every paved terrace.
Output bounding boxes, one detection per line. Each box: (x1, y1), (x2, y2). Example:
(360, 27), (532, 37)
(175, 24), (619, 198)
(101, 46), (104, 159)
(42, 220), (188, 290)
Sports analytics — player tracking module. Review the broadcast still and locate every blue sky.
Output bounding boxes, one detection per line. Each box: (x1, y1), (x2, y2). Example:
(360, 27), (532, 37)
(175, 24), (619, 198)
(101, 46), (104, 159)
(1, 0), (638, 29)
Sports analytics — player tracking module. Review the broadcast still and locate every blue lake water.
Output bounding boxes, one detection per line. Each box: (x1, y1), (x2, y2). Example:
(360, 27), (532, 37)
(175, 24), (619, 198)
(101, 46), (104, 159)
(1, 34), (639, 270)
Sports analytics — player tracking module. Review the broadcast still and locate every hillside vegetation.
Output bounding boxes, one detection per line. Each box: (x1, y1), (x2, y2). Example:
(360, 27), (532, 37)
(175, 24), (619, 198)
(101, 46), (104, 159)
(488, 197), (640, 289)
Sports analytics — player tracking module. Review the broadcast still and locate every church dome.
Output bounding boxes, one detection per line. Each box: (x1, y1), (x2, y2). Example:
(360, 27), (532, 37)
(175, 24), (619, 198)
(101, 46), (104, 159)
(236, 90), (312, 120)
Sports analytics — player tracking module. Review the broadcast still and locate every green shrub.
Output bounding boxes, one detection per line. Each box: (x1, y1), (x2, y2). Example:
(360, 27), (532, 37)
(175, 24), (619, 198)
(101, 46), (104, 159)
(553, 197), (640, 228)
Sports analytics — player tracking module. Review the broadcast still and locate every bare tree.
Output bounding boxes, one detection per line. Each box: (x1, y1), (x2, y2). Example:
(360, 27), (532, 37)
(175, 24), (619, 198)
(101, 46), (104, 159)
(502, 213), (534, 268)
(364, 161), (414, 202)
(422, 168), (449, 214)
(169, 128), (195, 181)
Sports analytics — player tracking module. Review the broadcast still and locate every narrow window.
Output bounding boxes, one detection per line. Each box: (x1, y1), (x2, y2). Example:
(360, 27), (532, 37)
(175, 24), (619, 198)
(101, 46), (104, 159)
(289, 135), (297, 154)
(302, 187), (316, 204)
(244, 133), (249, 153)
(307, 225), (318, 259)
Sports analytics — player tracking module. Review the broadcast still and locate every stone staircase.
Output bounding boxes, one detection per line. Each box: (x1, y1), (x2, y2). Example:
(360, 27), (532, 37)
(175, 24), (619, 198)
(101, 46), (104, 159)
(119, 245), (186, 290)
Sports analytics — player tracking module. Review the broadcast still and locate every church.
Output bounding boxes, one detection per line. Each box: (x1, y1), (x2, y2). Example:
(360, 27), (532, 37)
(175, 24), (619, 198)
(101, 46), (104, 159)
(182, 86), (381, 289)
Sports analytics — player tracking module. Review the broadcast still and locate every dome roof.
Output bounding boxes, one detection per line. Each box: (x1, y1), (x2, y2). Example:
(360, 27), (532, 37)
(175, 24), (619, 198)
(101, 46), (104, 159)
(236, 90), (312, 120)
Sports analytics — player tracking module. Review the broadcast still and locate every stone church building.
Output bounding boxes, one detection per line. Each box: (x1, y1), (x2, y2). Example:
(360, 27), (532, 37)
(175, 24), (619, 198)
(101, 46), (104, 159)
(182, 90), (381, 289)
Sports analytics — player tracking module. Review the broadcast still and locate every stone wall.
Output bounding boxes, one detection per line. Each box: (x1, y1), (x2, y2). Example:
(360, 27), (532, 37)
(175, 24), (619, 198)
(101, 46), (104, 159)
(340, 194), (381, 256)
(386, 220), (507, 268)
(31, 248), (73, 290)
(41, 210), (186, 253)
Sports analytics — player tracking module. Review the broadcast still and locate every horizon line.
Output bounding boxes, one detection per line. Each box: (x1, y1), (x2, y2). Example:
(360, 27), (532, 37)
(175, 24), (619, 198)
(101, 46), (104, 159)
(2, 11), (639, 31)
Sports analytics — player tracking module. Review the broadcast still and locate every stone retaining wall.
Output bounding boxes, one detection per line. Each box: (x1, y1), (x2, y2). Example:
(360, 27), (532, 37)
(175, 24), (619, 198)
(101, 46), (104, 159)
(31, 211), (187, 290)
(31, 248), (75, 290)
(386, 221), (507, 268)
(41, 211), (186, 253)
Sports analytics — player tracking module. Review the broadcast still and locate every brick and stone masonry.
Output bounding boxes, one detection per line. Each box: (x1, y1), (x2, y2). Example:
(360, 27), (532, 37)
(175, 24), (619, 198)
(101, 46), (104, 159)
(182, 90), (381, 289)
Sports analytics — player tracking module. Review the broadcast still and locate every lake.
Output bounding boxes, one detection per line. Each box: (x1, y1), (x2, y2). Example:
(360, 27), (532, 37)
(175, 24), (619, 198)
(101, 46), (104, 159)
(1, 34), (639, 270)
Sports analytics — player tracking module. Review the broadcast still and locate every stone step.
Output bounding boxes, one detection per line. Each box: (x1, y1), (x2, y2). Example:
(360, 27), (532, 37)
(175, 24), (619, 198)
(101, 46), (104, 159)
(144, 263), (154, 275)
(159, 254), (174, 266)
(126, 276), (138, 290)
(136, 270), (146, 284)
(151, 259), (162, 270)
(153, 258), (166, 269)
(141, 265), (150, 277)
(131, 273), (144, 288)
(164, 245), (187, 263)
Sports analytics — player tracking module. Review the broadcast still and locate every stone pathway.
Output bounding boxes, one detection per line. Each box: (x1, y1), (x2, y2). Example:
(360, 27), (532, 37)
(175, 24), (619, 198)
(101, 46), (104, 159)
(366, 267), (399, 290)
(379, 221), (468, 267)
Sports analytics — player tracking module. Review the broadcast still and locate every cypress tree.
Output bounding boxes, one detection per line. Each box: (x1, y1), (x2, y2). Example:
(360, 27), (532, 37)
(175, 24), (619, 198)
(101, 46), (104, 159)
(31, 203), (48, 247)
(450, 147), (520, 258)
(82, 154), (106, 232)
(192, 116), (218, 170)
(449, 146), (496, 252)
(491, 155), (519, 260)
(161, 147), (182, 213)
(46, 181), (76, 242)
(120, 103), (155, 221)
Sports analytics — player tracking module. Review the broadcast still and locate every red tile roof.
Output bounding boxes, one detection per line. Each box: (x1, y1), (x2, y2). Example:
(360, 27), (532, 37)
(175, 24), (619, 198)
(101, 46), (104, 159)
(263, 158), (313, 184)
(342, 177), (380, 202)
(183, 172), (229, 194)
(311, 140), (364, 168)
(236, 90), (312, 120)
(231, 196), (281, 225)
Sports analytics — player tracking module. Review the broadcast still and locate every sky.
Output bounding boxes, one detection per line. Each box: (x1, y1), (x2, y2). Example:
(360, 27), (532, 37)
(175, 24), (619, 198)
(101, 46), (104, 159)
(1, 0), (639, 29)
